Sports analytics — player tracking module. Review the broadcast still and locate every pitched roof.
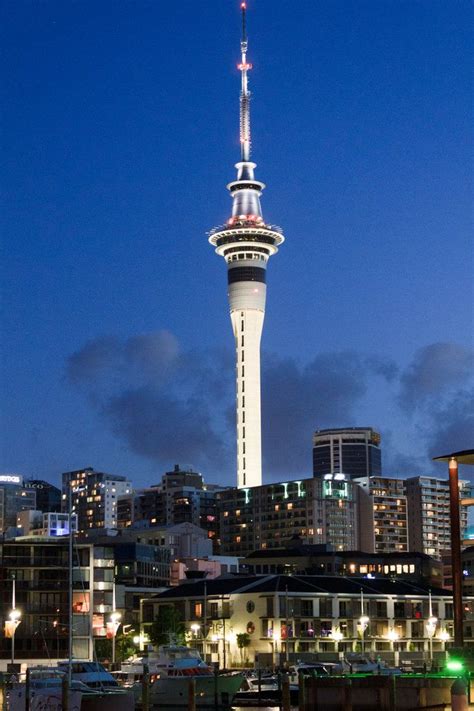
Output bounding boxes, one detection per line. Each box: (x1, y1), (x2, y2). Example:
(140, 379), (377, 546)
(151, 574), (452, 599)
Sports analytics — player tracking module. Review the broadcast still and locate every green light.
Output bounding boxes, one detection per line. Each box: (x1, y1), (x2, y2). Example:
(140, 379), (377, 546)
(446, 660), (464, 672)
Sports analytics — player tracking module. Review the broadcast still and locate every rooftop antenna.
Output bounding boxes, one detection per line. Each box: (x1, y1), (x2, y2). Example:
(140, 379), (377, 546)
(238, 2), (252, 161)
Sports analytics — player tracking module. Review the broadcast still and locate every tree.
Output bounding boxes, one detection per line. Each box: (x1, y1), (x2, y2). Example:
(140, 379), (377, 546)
(94, 633), (137, 663)
(236, 632), (251, 664)
(149, 605), (186, 647)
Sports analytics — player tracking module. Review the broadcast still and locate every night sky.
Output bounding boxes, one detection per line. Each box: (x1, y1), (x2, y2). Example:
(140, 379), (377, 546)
(2, 1), (473, 489)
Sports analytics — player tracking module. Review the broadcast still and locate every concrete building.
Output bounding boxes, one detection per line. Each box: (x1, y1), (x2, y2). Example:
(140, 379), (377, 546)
(16, 509), (78, 537)
(0, 474), (36, 532)
(354, 476), (408, 553)
(241, 545), (443, 587)
(405, 475), (471, 559)
(0, 538), (116, 668)
(62, 467), (131, 531)
(217, 475), (358, 556)
(117, 466), (225, 551)
(207, 4), (285, 489)
(142, 575), (468, 666)
(313, 428), (382, 479)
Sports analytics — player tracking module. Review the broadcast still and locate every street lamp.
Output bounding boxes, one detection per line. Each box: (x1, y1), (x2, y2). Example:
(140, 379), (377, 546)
(190, 623), (201, 648)
(108, 612), (121, 664)
(331, 628), (344, 654)
(358, 590), (369, 654)
(7, 609), (22, 666)
(425, 591), (438, 668)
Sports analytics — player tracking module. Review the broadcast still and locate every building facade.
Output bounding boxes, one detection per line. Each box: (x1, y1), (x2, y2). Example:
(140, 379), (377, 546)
(406, 476), (471, 559)
(355, 476), (408, 553)
(25, 479), (61, 513)
(207, 4), (285, 489)
(142, 575), (469, 666)
(62, 467), (131, 531)
(241, 545), (443, 587)
(313, 428), (382, 479)
(217, 475), (358, 556)
(0, 474), (36, 532)
(117, 466), (225, 551)
(0, 538), (116, 667)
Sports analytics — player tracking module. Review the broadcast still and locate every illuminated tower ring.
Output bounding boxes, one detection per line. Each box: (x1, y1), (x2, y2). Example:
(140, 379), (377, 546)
(208, 3), (285, 489)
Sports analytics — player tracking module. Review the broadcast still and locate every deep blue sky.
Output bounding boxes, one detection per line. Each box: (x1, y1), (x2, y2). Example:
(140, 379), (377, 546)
(1, 1), (473, 489)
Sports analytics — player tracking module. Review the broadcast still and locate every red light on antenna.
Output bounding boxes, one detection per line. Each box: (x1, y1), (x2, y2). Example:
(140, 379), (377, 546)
(241, 2), (247, 9)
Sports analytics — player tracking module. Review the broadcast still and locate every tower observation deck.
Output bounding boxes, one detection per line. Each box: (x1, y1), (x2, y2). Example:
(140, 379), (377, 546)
(208, 2), (285, 489)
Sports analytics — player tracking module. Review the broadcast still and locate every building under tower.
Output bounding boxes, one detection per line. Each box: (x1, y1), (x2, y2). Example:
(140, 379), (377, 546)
(208, 3), (285, 489)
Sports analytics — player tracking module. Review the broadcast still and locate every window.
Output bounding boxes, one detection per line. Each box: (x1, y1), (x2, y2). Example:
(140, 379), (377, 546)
(246, 601), (255, 613)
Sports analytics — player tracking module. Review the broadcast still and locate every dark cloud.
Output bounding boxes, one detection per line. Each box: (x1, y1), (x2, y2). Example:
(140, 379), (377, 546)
(67, 336), (122, 383)
(427, 387), (474, 458)
(67, 331), (180, 388)
(104, 387), (228, 469)
(66, 332), (233, 475)
(67, 331), (470, 483)
(399, 342), (474, 411)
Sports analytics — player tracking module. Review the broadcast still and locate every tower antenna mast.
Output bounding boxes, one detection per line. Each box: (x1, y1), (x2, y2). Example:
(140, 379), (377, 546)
(239, 2), (252, 161)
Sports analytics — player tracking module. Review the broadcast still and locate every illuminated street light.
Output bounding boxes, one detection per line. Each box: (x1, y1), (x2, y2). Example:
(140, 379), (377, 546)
(6, 609), (22, 666)
(426, 591), (438, 668)
(108, 611), (122, 664)
(190, 623), (201, 637)
(331, 628), (344, 653)
(358, 590), (369, 654)
(5, 576), (21, 666)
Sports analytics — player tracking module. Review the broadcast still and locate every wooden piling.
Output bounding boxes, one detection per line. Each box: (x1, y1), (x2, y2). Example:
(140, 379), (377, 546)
(281, 673), (291, 711)
(188, 678), (196, 711)
(61, 672), (69, 711)
(141, 672), (149, 711)
(298, 672), (305, 711)
(342, 679), (352, 711)
(25, 669), (31, 711)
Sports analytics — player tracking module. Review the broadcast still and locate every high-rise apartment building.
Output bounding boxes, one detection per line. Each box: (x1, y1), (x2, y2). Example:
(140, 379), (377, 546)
(217, 475), (358, 556)
(354, 476), (408, 553)
(0, 474), (36, 532)
(406, 475), (471, 559)
(62, 467), (131, 531)
(313, 428), (382, 479)
(117, 465), (226, 551)
(208, 4), (285, 489)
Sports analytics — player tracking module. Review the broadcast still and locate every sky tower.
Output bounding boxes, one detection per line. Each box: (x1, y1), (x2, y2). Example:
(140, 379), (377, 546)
(208, 3), (285, 489)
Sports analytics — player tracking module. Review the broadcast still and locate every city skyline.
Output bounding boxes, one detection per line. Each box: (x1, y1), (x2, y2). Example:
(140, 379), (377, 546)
(2, 1), (473, 488)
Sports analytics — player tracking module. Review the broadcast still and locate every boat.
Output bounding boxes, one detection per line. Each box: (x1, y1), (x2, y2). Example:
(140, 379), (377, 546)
(6, 667), (134, 711)
(233, 672), (299, 706)
(118, 645), (244, 708)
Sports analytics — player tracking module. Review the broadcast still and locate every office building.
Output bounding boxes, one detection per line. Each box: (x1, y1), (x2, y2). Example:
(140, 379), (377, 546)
(0, 474), (36, 532)
(354, 476), (408, 553)
(62, 467), (131, 531)
(406, 475), (471, 559)
(207, 4), (285, 488)
(25, 479), (61, 513)
(313, 428), (382, 479)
